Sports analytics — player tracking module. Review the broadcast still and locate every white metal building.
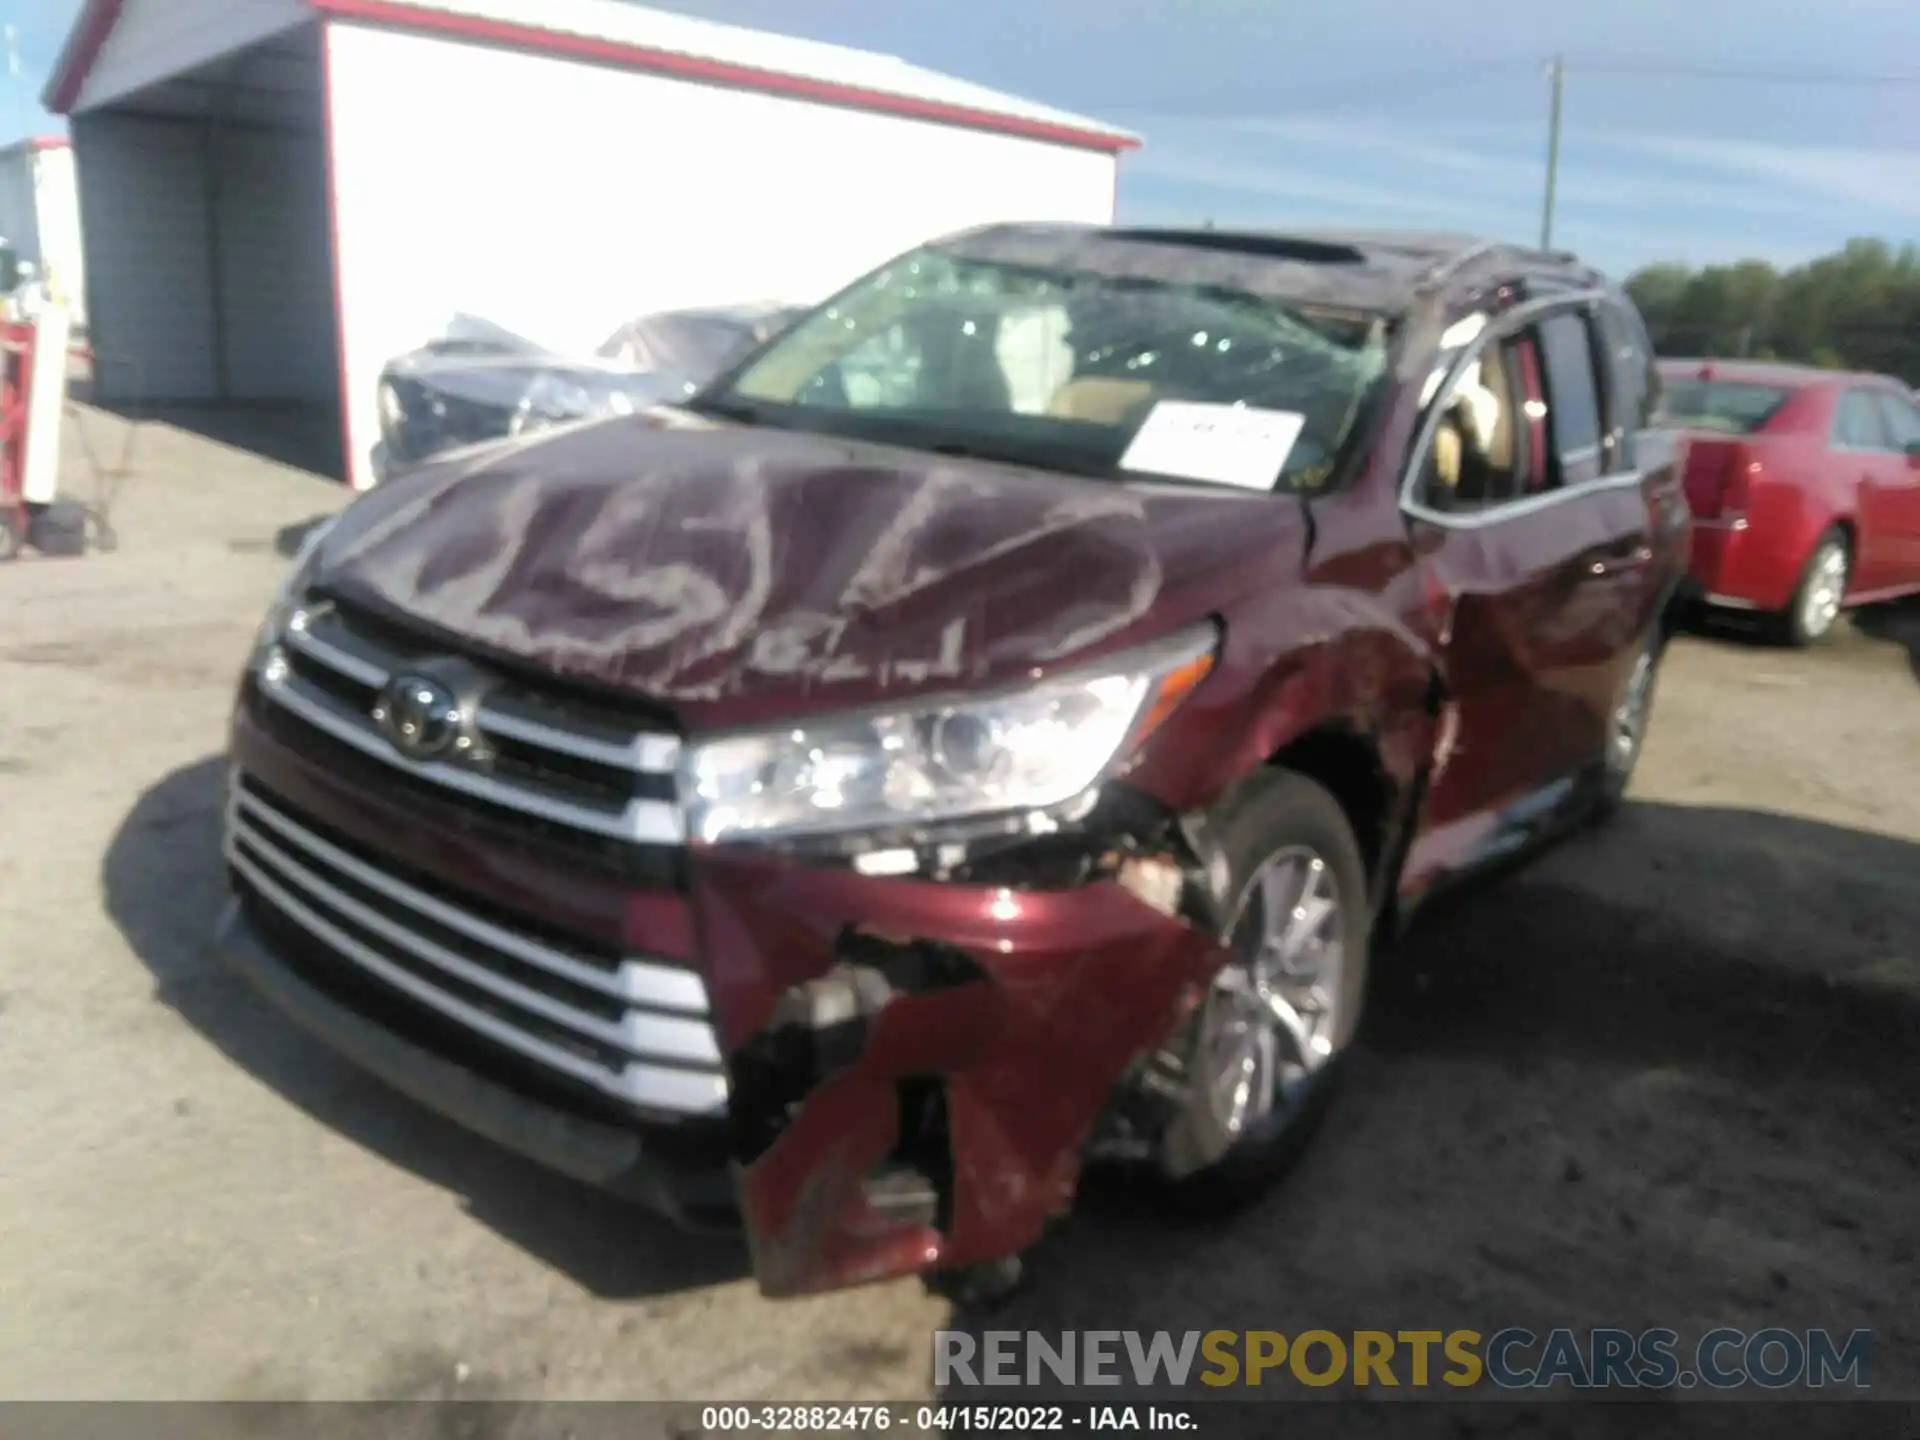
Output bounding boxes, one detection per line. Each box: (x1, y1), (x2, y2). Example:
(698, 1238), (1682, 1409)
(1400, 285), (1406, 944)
(45, 0), (1137, 489)
(0, 137), (87, 328)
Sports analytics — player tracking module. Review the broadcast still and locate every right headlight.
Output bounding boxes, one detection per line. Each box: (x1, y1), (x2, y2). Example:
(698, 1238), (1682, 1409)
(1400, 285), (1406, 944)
(681, 625), (1218, 845)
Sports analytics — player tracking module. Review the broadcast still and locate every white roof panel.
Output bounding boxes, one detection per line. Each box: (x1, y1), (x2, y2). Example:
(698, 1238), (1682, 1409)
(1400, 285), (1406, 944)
(48, 0), (1138, 146)
(330, 0), (1139, 150)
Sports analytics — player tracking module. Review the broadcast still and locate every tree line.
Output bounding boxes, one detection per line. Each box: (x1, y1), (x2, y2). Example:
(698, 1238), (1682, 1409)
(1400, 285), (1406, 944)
(1624, 238), (1920, 385)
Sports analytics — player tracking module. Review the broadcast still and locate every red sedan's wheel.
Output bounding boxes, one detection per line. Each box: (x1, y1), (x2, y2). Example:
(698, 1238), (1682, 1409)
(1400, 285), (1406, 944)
(1783, 530), (1851, 647)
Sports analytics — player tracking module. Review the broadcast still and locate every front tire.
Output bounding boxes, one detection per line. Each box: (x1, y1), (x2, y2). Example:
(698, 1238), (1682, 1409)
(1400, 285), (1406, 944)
(1782, 529), (1850, 647)
(1595, 628), (1663, 817)
(1158, 769), (1372, 1210)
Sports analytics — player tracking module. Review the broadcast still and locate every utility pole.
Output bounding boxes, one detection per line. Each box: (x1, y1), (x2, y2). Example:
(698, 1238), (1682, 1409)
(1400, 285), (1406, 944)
(1540, 55), (1565, 251)
(4, 25), (25, 143)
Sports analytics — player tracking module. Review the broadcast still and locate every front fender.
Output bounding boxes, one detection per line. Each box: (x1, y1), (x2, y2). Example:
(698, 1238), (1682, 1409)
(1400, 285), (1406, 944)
(1122, 582), (1438, 823)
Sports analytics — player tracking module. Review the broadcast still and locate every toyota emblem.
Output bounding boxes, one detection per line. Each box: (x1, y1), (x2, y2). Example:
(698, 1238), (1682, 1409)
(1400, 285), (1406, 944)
(372, 673), (464, 761)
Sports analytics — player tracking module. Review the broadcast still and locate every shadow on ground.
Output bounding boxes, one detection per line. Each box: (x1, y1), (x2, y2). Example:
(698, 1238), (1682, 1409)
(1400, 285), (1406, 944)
(1683, 594), (1920, 677)
(101, 756), (749, 1302)
(273, 514), (336, 558)
(101, 758), (1920, 1411)
(1854, 597), (1920, 684)
(77, 389), (347, 482)
(942, 802), (1919, 1428)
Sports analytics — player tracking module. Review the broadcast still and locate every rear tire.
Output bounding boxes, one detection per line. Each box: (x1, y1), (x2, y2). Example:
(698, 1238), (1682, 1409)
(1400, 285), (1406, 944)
(1157, 769), (1372, 1212)
(1781, 529), (1850, 647)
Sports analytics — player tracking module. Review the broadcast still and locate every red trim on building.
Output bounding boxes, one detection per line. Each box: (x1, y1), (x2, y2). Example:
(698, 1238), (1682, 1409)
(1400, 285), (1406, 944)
(49, 0), (1135, 153)
(28, 137), (73, 152)
(43, 0), (125, 114)
(310, 0), (1138, 154)
(318, 21), (361, 490)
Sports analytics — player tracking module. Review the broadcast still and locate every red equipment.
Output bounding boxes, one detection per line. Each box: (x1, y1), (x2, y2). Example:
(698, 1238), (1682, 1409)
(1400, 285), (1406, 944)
(0, 311), (88, 560)
(0, 319), (31, 558)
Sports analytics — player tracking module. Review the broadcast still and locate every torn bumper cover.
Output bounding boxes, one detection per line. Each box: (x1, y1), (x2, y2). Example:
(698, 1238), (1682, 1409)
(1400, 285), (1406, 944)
(697, 842), (1228, 1298)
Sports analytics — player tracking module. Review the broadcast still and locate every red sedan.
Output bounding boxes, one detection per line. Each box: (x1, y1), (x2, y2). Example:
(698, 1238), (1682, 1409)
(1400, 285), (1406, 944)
(1659, 359), (1920, 644)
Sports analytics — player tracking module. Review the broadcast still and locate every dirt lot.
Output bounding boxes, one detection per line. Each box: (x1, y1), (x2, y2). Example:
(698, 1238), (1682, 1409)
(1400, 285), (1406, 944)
(1, 408), (1915, 1416)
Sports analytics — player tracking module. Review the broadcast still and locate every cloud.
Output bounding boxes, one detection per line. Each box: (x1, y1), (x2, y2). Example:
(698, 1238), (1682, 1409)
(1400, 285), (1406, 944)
(1552, 214), (1830, 270)
(1583, 133), (1920, 220)
(1148, 116), (1865, 222)
(1193, 116), (1520, 178)
(1125, 146), (1496, 221)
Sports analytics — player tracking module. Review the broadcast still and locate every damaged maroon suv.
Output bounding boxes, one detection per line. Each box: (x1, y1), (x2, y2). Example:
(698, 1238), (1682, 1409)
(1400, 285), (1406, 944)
(217, 225), (1688, 1300)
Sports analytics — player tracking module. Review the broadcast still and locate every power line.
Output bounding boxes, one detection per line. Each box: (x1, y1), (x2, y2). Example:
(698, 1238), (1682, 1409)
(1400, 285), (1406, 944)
(1123, 53), (1920, 121)
(1566, 57), (1920, 87)
(1118, 55), (1542, 120)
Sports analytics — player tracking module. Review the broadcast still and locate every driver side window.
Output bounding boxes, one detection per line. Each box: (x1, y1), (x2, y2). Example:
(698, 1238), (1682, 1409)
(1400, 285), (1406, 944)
(1414, 339), (1531, 514)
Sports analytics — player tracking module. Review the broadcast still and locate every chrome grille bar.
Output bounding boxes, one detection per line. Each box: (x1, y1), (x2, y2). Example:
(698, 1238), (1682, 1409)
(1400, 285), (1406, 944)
(284, 614), (387, 688)
(227, 782), (727, 1117)
(232, 790), (706, 1013)
(259, 655), (683, 845)
(474, 705), (681, 773)
(266, 601), (684, 845)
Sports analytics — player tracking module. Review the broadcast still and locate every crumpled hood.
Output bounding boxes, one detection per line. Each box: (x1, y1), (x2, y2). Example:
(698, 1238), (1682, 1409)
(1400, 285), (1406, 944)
(317, 411), (1309, 729)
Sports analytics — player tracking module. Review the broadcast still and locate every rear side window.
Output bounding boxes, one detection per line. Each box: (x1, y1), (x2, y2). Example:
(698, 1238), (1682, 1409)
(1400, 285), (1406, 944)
(1537, 312), (1604, 487)
(1596, 301), (1659, 470)
(1871, 391), (1920, 451)
(1656, 379), (1793, 435)
(1833, 390), (1894, 451)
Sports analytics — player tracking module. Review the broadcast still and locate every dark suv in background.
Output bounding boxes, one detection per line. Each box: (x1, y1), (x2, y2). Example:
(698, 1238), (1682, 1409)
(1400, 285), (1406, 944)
(217, 225), (1687, 1301)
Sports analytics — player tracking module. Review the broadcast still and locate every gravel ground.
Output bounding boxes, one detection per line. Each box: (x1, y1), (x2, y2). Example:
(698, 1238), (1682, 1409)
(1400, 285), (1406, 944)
(1, 408), (1915, 1422)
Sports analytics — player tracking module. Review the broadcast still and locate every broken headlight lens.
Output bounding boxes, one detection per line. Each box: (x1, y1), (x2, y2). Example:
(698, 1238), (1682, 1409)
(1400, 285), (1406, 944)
(682, 625), (1217, 844)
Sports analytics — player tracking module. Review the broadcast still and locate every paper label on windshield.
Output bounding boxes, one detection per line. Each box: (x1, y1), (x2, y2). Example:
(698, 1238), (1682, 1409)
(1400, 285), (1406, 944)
(1119, 402), (1306, 491)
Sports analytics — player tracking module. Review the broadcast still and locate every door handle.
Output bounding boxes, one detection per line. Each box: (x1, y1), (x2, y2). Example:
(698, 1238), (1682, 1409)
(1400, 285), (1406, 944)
(1586, 544), (1652, 577)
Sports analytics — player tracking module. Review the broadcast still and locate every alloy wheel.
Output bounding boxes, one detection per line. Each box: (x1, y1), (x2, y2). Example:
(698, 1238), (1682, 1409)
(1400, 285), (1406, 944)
(1800, 542), (1849, 641)
(1607, 645), (1656, 781)
(1182, 847), (1347, 1169)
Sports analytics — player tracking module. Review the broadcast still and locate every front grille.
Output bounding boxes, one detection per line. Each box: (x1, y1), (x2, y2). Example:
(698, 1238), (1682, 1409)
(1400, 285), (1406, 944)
(227, 778), (729, 1119)
(256, 597), (683, 850)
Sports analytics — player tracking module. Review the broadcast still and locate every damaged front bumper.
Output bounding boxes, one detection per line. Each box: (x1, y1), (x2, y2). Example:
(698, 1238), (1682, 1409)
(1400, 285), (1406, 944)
(210, 897), (740, 1228)
(214, 827), (1228, 1297)
(223, 686), (1233, 1296)
(698, 836), (1229, 1298)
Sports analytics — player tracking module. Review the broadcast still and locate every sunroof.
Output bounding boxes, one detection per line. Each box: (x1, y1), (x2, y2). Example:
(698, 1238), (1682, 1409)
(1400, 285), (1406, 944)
(1109, 230), (1369, 266)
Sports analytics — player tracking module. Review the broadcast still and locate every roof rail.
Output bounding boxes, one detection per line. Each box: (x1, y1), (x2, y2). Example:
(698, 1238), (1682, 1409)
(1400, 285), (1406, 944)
(1417, 238), (1502, 288)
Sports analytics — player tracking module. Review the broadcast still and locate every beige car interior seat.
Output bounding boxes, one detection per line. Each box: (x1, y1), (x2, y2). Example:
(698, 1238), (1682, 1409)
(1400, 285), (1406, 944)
(1431, 353), (1516, 501)
(1046, 377), (1157, 426)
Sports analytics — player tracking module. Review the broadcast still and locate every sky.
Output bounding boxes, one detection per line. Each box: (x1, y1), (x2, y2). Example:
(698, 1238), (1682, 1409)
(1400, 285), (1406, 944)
(5, 0), (1917, 277)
